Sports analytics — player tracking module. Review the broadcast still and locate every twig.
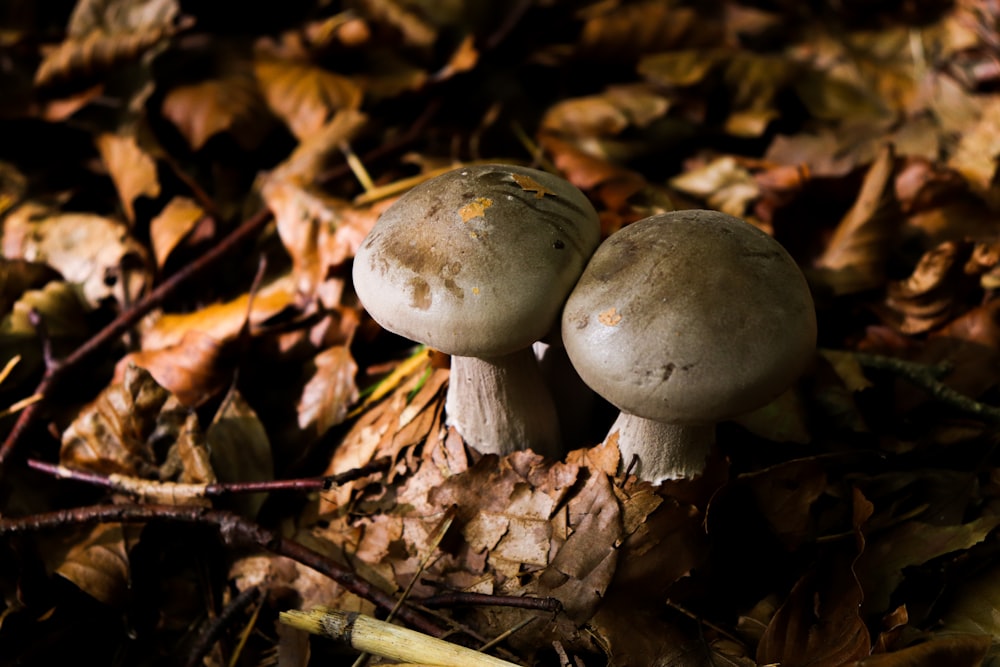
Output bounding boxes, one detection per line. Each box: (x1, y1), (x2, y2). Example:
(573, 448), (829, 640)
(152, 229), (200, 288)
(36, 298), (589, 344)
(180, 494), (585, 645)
(0, 207), (274, 469)
(183, 585), (263, 667)
(0, 503), (443, 637)
(850, 351), (1000, 422)
(25, 457), (392, 500)
(416, 592), (562, 614)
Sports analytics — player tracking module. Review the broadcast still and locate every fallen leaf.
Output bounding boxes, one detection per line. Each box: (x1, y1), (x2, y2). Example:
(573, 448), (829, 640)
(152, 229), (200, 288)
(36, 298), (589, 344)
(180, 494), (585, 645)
(206, 388), (274, 519)
(95, 131), (161, 223)
(54, 523), (138, 608)
(2, 203), (150, 308)
(148, 196), (205, 268)
(122, 329), (229, 408)
(254, 58), (362, 140)
(297, 345), (359, 440)
(60, 364), (173, 476)
(812, 144), (902, 295)
(161, 69), (273, 151)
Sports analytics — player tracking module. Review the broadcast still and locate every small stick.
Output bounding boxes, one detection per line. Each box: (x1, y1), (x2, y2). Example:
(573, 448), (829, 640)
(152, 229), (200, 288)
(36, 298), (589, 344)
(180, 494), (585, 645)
(280, 609), (521, 667)
(25, 457), (391, 500)
(0, 504), (442, 637)
(850, 351), (1000, 422)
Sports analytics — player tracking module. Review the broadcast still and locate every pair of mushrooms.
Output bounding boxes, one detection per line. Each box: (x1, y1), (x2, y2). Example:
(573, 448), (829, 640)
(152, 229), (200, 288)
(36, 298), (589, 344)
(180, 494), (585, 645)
(353, 164), (816, 484)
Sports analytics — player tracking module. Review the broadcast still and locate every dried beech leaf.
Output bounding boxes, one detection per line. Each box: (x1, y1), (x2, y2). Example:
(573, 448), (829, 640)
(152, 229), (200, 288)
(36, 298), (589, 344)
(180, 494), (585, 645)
(670, 156), (759, 217)
(207, 389), (273, 518)
(269, 108), (368, 184)
(639, 48), (728, 88)
(95, 131), (161, 223)
(357, 0), (436, 48)
(882, 240), (975, 334)
(55, 523), (139, 607)
(2, 203), (150, 308)
(161, 70), (273, 151)
(149, 196), (205, 268)
(0, 258), (61, 319)
(541, 85), (670, 137)
(262, 177), (360, 300)
(581, 2), (720, 60)
(60, 364), (172, 476)
(160, 409), (214, 485)
(35, 0), (181, 91)
(942, 563), (1000, 639)
(123, 329), (228, 408)
(589, 606), (707, 667)
(757, 488), (873, 665)
(140, 276), (297, 351)
(297, 345), (359, 440)
(723, 52), (797, 137)
(254, 58), (362, 140)
(813, 144), (902, 295)
(949, 97), (1000, 208)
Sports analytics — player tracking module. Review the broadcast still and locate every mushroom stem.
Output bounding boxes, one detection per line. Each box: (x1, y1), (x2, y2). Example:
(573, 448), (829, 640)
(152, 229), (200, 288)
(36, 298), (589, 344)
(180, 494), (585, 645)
(446, 348), (562, 458)
(609, 412), (713, 484)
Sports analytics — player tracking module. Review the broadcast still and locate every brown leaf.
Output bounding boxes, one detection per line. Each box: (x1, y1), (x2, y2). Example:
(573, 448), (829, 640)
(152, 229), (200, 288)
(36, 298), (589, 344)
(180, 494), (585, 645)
(670, 156), (759, 218)
(60, 364), (172, 476)
(813, 144), (902, 295)
(95, 131), (161, 223)
(581, 2), (721, 60)
(161, 69), (273, 151)
(741, 458), (829, 550)
(949, 97), (1000, 209)
(0, 258), (62, 319)
(139, 276), (298, 351)
(123, 329), (229, 408)
(297, 345), (359, 440)
(54, 523), (138, 607)
(757, 489), (873, 666)
(541, 85), (670, 137)
(2, 203), (150, 308)
(254, 58), (362, 140)
(881, 240), (978, 334)
(207, 388), (274, 518)
(148, 196), (205, 268)
(34, 0), (181, 92)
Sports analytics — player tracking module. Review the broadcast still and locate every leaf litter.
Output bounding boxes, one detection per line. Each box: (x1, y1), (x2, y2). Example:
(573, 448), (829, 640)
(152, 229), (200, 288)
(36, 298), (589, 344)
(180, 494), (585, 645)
(5, 1), (1000, 666)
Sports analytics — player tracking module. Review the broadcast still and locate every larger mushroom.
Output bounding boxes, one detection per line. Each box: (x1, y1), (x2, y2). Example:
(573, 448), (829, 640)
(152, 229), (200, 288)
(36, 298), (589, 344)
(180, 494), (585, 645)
(352, 164), (601, 457)
(561, 209), (816, 484)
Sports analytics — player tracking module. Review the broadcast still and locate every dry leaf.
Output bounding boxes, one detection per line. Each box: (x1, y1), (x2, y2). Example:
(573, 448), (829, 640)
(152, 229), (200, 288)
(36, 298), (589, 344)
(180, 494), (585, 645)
(54, 523), (138, 608)
(161, 69), (273, 151)
(123, 329), (229, 408)
(254, 58), (362, 140)
(881, 240), (977, 334)
(812, 144), (902, 295)
(207, 388), (274, 518)
(2, 203), (150, 308)
(60, 364), (173, 476)
(297, 345), (359, 440)
(148, 196), (205, 268)
(95, 131), (161, 223)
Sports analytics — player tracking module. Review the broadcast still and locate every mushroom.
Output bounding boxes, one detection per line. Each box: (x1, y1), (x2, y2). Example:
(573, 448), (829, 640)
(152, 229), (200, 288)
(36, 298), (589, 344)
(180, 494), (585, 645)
(352, 163), (601, 457)
(561, 209), (816, 483)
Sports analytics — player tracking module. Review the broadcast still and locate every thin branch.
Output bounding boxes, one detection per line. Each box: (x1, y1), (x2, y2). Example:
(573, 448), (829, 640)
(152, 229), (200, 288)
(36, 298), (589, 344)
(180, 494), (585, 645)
(26, 457), (392, 499)
(0, 503), (444, 637)
(416, 592), (562, 614)
(0, 207), (274, 468)
(851, 351), (1000, 422)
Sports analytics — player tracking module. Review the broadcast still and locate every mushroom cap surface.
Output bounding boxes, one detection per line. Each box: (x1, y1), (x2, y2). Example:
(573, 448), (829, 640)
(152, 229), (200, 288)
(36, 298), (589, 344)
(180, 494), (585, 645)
(353, 164), (601, 356)
(562, 209), (816, 424)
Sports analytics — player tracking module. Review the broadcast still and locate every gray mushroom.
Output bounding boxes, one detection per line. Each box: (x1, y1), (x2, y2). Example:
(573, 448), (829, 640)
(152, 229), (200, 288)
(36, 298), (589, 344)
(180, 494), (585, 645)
(353, 163), (601, 457)
(561, 209), (816, 484)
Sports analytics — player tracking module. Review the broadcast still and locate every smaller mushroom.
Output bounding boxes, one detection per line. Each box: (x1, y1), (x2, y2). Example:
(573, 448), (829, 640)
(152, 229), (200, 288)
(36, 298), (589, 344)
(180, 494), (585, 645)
(352, 164), (601, 457)
(561, 209), (816, 484)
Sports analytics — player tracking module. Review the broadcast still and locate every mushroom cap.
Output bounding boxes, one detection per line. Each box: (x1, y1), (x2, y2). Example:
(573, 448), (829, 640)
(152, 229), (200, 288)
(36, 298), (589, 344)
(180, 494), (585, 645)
(562, 209), (816, 424)
(353, 164), (601, 357)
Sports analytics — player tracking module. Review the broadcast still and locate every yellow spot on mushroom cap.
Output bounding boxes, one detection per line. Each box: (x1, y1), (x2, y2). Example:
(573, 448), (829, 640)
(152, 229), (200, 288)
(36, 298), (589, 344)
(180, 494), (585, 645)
(511, 173), (556, 198)
(472, 287), (480, 295)
(598, 307), (622, 326)
(459, 197), (493, 222)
